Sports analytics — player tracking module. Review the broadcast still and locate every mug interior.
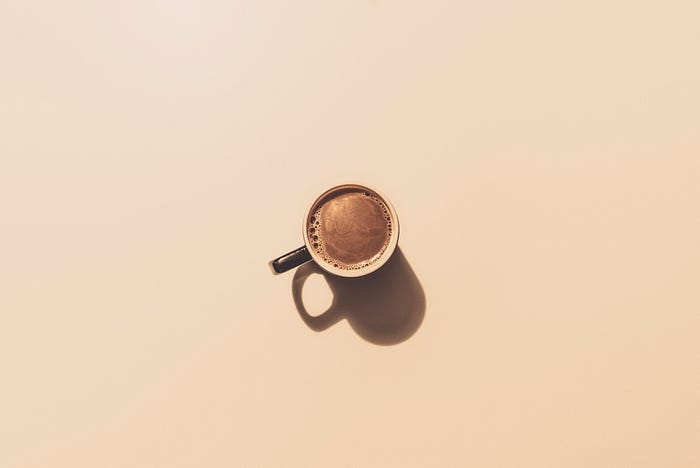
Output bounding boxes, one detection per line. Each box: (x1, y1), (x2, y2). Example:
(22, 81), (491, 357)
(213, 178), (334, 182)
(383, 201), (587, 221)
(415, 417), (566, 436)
(302, 184), (399, 278)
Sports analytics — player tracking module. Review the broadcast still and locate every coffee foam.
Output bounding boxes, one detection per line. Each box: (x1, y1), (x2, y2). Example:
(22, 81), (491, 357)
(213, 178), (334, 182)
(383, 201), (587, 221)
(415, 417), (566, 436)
(307, 187), (393, 271)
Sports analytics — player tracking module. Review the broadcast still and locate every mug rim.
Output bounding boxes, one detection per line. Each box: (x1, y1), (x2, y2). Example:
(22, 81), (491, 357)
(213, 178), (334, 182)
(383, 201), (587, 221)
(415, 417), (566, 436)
(301, 183), (400, 278)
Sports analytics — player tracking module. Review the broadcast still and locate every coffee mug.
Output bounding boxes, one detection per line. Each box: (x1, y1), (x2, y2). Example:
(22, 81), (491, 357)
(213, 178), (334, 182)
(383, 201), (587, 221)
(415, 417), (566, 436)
(270, 184), (400, 277)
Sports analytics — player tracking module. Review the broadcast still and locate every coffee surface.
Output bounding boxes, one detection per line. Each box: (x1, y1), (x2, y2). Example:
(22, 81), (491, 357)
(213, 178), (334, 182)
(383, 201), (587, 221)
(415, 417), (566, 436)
(307, 187), (393, 271)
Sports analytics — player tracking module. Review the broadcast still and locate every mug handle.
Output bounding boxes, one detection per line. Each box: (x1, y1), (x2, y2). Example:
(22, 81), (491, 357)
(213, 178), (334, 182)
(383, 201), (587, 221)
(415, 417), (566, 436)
(270, 246), (312, 274)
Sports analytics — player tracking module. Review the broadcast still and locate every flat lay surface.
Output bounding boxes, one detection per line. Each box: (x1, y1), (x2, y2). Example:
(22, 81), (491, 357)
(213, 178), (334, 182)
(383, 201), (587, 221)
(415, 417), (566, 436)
(1, 1), (699, 467)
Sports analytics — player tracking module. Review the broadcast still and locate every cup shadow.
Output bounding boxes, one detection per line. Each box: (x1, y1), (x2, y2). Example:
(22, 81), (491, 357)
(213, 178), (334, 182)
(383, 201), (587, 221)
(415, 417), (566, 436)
(292, 247), (426, 345)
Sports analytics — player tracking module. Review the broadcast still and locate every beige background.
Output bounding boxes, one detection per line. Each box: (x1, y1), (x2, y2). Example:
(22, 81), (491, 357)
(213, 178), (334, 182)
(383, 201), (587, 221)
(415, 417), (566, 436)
(1, 1), (699, 467)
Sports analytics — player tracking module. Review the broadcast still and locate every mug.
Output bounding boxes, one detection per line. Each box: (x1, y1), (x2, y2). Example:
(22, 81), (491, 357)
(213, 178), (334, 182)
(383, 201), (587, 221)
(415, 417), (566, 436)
(270, 184), (400, 277)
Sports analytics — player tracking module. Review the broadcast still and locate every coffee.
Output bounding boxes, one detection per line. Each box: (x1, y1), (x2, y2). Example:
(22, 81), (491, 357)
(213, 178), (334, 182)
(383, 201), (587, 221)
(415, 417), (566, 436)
(306, 186), (394, 271)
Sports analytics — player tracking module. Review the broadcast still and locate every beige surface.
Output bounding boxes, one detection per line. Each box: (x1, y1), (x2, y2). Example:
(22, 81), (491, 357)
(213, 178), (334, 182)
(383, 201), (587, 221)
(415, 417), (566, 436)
(1, 1), (699, 467)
